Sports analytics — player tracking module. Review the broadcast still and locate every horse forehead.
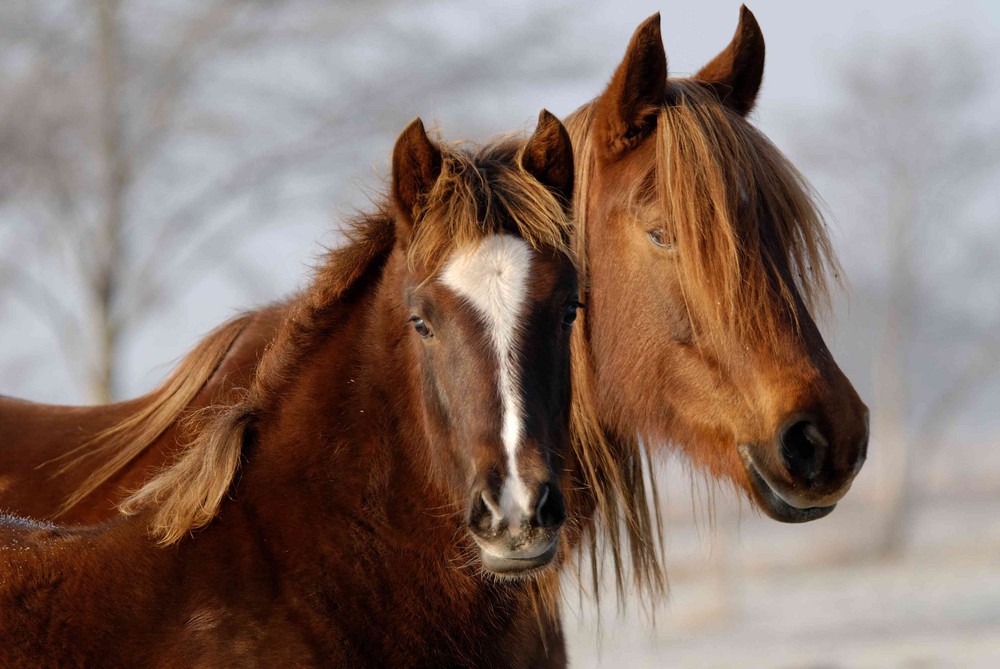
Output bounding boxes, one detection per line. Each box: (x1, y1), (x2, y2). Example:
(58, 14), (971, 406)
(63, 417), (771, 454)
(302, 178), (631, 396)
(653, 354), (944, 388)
(439, 235), (534, 320)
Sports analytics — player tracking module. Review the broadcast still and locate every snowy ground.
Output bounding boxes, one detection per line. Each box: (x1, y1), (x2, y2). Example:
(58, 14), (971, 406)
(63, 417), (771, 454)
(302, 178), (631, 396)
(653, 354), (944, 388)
(564, 480), (1000, 668)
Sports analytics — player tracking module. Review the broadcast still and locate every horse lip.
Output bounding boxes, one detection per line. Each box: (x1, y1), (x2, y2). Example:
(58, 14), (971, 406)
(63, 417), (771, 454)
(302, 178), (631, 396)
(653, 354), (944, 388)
(738, 445), (836, 523)
(477, 538), (558, 576)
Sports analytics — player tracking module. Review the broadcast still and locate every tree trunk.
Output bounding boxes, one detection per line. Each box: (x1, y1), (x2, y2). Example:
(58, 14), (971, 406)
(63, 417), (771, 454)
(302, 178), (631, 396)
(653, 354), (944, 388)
(90, 0), (127, 404)
(873, 173), (918, 558)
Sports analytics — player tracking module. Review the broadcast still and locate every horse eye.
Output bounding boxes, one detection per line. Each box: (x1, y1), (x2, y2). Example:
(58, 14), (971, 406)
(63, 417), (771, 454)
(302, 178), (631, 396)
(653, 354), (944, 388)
(562, 302), (582, 329)
(647, 228), (673, 249)
(409, 317), (432, 338)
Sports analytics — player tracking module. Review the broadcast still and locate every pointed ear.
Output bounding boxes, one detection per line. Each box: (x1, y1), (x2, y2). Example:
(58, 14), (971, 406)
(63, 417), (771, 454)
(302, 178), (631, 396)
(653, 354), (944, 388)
(595, 13), (667, 159)
(520, 110), (574, 213)
(391, 118), (443, 234)
(694, 5), (765, 116)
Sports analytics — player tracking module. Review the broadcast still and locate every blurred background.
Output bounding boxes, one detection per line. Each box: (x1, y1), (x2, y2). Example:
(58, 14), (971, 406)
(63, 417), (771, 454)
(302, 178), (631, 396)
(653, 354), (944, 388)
(1, 0), (998, 666)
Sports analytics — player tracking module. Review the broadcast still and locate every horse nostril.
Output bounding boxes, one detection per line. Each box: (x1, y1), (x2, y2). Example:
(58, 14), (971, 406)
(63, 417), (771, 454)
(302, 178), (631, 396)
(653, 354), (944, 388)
(534, 483), (565, 530)
(468, 489), (500, 535)
(779, 419), (828, 482)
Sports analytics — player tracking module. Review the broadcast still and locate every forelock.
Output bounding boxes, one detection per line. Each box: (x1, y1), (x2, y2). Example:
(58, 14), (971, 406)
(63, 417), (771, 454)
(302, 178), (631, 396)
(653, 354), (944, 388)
(405, 139), (573, 277)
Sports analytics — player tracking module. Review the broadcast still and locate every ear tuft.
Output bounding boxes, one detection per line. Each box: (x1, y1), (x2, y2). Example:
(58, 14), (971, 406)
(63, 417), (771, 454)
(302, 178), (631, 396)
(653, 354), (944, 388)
(595, 13), (667, 159)
(392, 118), (443, 233)
(693, 5), (765, 116)
(520, 109), (574, 213)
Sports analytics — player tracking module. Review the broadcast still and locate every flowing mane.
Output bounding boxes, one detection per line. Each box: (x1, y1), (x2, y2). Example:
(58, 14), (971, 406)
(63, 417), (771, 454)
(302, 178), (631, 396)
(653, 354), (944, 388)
(114, 212), (396, 545)
(119, 134), (574, 546)
(49, 313), (253, 516)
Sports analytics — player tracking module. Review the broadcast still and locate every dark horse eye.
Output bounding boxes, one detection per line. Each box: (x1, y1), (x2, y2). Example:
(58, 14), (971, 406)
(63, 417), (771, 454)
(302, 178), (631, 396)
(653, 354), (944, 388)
(409, 317), (432, 338)
(562, 302), (582, 329)
(647, 228), (672, 249)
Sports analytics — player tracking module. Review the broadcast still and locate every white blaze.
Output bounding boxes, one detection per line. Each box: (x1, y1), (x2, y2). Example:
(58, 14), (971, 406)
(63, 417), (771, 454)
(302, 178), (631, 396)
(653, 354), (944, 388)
(441, 234), (533, 529)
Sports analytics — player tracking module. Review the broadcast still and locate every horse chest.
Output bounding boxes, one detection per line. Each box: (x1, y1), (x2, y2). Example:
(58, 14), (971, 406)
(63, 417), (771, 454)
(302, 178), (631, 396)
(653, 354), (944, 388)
(252, 541), (565, 668)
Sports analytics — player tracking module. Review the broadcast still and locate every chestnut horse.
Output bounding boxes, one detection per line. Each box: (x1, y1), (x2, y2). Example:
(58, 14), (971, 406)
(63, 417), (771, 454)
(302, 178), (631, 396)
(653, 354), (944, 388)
(563, 7), (868, 528)
(0, 7), (868, 599)
(0, 113), (583, 666)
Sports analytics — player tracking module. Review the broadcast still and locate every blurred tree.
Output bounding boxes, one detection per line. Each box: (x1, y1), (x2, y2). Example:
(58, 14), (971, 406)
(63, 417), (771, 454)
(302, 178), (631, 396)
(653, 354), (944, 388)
(791, 35), (1000, 557)
(0, 0), (343, 402)
(0, 0), (587, 403)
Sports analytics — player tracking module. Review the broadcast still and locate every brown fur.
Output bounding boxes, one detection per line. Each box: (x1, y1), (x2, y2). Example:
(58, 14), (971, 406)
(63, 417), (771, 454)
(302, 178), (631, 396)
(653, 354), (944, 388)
(694, 5), (766, 116)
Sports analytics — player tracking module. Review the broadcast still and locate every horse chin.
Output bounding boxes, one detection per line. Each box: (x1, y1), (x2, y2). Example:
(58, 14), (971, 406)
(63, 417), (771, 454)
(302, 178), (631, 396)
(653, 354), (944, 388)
(477, 539), (559, 580)
(738, 445), (836, 523)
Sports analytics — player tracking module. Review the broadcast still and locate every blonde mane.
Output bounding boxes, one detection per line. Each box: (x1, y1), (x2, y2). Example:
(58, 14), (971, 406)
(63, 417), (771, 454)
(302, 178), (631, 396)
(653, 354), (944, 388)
(654, 80), (838, 340)
(117, 212), (396, 545)
(406, 137), (573, 273)
(50, 313), (252, 517)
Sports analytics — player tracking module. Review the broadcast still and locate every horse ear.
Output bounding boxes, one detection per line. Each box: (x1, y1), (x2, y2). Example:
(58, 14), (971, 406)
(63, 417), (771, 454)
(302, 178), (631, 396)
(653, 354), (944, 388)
(392, 118), (443, 234)
(693, 5), (765, 116)
(520, 110), (574, 213)
(595, 13), (667, 159)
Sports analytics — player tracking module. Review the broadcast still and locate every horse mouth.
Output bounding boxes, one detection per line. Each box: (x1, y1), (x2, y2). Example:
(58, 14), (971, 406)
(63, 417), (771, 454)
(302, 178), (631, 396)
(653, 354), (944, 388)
(738, 445), (836, 523)
(478, 538), (558, 578)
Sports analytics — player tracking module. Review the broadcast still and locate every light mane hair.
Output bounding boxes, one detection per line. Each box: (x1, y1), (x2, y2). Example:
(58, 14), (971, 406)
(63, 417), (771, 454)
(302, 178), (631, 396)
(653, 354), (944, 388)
(49, 314), (252, 517)
(406, 137), (573, 274)
(651, 80), (838, 340)
(119, 135), (573, 547)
